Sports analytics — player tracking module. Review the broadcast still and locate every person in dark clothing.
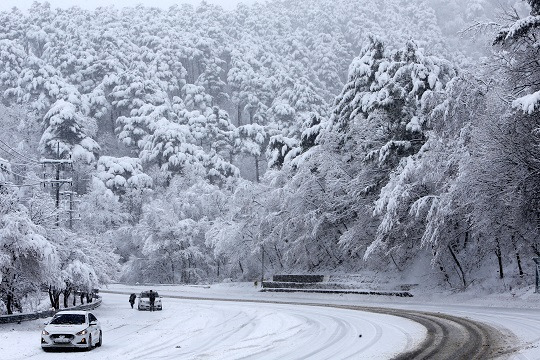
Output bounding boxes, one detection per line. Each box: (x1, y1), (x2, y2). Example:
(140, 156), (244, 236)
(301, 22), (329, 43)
(129, 293), (136, 309)
(149, 290), (156, 311)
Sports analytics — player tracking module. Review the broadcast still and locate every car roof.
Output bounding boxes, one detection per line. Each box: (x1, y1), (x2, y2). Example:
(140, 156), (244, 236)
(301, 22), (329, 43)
(54, 310), (89, 315)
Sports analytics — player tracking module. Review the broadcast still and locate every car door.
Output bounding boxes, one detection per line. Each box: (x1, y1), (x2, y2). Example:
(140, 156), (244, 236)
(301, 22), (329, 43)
(88, 313), (99, 343)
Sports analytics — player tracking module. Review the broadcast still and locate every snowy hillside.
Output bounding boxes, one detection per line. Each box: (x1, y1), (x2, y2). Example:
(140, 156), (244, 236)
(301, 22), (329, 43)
(0, 0), (539, 320)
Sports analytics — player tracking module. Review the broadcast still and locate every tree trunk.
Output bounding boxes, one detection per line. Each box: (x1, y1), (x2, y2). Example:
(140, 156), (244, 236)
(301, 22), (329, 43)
(513, 236), (524, 277)
(274, 244), (284, 269)
(111, 110), (115, 134)
(516, 251), (524, 277)
(6, 293), (13, 315)
(188, 256), (192, 284)
(49, 286), (61, 310)
(237, 105), (242, 126)
(448, 244), (466, 288)
(63, 289), (71, 308)
(171, 259), (175, 284)
(390, 253), (402, 272)
(238, 260), (244, 274)
(255, 156), (260, 183)
(495, 240), (504, 279)
(438, 263), (451, 287)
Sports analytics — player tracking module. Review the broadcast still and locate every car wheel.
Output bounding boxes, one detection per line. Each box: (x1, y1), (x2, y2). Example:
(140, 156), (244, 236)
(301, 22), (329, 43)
(87, 335), (92, 350)
(96, 331), (102, 347)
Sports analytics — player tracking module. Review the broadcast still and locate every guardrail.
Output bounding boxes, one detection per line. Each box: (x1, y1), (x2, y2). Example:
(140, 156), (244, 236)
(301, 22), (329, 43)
(0, 296), (102, 325)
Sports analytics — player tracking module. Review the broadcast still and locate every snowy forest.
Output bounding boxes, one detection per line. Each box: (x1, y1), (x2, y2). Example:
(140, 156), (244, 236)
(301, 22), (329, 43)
(0, 0), (539, 314)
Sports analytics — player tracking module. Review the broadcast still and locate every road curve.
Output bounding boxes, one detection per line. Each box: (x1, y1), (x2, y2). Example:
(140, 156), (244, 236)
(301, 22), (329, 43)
(101, 290), (513, 359)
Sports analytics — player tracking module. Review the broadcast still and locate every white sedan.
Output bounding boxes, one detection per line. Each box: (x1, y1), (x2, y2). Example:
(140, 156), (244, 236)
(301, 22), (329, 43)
(41, 310), (102, 351)
(137, 291), (162, 311)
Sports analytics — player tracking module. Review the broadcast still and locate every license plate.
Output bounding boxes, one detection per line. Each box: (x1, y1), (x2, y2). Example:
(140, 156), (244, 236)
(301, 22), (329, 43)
(55, 337), (71, 343)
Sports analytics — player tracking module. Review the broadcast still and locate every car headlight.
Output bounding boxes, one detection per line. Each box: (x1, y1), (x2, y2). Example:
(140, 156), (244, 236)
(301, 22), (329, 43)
(42, 330), (49, 336)
(75, 329), (88, 336)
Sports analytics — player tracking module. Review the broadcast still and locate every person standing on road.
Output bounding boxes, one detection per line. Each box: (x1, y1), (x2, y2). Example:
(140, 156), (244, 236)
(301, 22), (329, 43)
(149, 290), (156, 312)
(129, 293), (136, 309)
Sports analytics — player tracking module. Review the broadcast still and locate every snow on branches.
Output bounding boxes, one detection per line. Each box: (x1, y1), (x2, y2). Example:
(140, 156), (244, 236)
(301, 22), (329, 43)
(39, 99), (100, 163)
(96, 156), (152, 194)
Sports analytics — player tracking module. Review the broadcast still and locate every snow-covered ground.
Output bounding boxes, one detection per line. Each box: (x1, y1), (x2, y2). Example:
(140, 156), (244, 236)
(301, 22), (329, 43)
(109, 282), (540, 359)
(1, 282), (539, 359)
(0, 285), (424, 360)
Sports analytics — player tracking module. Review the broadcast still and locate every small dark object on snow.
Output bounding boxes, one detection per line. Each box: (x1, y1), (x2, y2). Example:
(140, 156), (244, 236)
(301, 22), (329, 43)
(176, 345), (182, 348)
(359, 334), (362, 338)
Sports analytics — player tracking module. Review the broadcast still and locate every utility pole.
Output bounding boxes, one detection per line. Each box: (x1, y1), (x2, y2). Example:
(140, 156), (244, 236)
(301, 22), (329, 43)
(69, 189), (73, 229)
(40, 142), (73, 228)
(55, 143), (60, 227)
(60, 188), (77, 229)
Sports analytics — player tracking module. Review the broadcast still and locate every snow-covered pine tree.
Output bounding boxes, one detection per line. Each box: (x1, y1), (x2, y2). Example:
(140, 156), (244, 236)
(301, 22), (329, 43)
(332, 37), (455, 168)
(39, 99), (100, 163)
(95, 156), (152, 195)
(196, 57), (228, 106)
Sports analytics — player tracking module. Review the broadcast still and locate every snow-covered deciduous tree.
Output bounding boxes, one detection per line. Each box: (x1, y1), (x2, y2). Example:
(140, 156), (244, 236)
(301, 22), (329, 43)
(77, 177), (129, 234)
(0, 158), (11, 183)
(367, 76), (482, 287)
(125, 178), (226, 283)
(495, 0), (540, 116)
(206, 179), (271, 279)
(0, 189), (58, 314)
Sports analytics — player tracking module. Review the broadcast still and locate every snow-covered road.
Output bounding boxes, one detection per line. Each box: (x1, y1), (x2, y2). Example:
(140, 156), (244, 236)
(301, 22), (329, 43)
(0, 291), (425, 360)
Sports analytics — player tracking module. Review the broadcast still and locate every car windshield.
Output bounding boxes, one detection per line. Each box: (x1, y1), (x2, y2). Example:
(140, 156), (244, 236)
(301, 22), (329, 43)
(140, 291), (159, 298)
(49, 314), (86, 325)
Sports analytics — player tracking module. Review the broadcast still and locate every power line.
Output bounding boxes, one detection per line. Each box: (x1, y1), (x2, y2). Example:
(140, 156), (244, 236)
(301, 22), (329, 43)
(8, 162), (40, 167)
(1, 167), (41, 182)
(0, 140), (41, 165)
(0, 181), (42, 187)
(0, 146), (38, 167)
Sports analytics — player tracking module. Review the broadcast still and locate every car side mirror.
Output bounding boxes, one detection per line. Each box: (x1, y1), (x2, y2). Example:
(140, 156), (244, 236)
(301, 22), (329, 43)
(90, 321), (97, 326)
(43, 321), (48, 325)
